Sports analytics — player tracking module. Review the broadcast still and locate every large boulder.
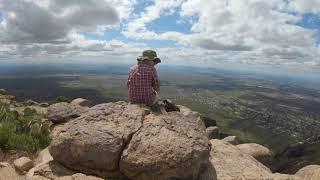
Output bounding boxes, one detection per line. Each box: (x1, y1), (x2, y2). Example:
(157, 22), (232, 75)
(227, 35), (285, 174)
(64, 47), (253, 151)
(295, 165), (320, 180)
(49, 101), (211, 179)
(209, 139), (296, 180)
(49, 102), (149, 178)
(70, 98), (95, 108)
(236, 143), (273, 167)
(120, 111), (210, 180)
(48, 103), (89, 123)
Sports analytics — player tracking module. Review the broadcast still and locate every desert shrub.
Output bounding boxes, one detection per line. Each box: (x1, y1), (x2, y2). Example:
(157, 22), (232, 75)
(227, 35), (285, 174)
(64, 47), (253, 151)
(0, 103), (50, 151)
(55, 96), (70, 103)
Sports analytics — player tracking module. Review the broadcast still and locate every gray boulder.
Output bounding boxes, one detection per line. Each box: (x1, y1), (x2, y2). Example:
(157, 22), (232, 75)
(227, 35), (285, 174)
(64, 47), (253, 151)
(48, 103), (89, 123)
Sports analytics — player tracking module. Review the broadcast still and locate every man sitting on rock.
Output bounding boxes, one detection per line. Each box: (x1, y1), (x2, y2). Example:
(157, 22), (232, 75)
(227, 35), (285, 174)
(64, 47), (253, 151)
(127, 50), (161, 107)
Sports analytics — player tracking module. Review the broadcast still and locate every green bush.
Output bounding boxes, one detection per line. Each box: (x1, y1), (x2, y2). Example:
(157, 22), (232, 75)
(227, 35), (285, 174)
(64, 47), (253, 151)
(55, 96), (70, 103)
(0, 103), (50, 152)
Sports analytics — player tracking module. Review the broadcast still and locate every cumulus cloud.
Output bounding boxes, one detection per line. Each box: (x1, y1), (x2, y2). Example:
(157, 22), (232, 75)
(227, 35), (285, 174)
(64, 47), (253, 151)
(0, 0), (119, 43)
(287, 0), (320, 14)
(0, 0), (320, 69)
(122, 0), (320, 67)
(0, 0), (140, 60)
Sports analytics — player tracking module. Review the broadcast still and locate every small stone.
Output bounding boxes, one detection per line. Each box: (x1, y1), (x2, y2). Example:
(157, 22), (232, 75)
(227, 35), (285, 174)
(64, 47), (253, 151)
(39, 103), (50, 107)
(222, 136), (239, 145)
(70, 98), (94, 107)
(0, 89), (8, 95)
(13, 157), (34, 172)
(206, 126), (219, 139)
(0, 162), (10, 168)
(24, 99), (38, 106)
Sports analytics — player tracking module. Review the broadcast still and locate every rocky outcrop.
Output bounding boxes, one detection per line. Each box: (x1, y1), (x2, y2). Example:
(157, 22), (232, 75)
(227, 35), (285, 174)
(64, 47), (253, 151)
(1, 90), (319, 180)
(236, 143), (273, 167)
(70, 98), (95, 108)
(49, 101), (210, 179)
(208, 139), (299, 180)
(48, 102), (89, 123)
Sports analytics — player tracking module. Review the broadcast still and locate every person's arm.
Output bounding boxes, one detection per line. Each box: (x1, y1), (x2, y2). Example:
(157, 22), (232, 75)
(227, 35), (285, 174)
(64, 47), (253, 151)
(127, 68), (132, 89)
(151, 67), (160, 92)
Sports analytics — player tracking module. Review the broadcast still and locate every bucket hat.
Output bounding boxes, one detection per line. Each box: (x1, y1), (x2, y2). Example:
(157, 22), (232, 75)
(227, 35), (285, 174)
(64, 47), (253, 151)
(137, 50), (161, 64)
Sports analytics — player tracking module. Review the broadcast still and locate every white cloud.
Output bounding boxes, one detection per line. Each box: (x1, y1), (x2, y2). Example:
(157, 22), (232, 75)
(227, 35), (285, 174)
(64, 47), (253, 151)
(122, 0), (320, 68)
(0, 0), (140, 60)
(123, 0), (185, 36)
(0, 0), (120, 44)
(287, 0), (320, 14)
(0, 0), (320, 69)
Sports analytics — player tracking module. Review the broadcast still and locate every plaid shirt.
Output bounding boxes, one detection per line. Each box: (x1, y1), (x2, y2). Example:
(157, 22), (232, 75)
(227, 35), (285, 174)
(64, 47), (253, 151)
(127, 63), (160, 106)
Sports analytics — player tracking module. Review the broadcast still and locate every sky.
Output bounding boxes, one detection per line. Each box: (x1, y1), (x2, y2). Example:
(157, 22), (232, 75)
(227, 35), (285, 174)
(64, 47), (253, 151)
(0, 0), (319, 73)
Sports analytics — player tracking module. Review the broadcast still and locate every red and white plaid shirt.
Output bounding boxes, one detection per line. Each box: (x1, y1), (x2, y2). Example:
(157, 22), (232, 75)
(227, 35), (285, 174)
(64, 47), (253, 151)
(127, 63), (160, 106)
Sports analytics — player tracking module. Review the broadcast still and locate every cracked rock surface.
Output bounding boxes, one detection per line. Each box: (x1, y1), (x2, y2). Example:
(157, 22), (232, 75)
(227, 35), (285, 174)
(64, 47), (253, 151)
(120, 112), (210, 180)
(48, 101), (210, 179)
(48, 102), (90, 123)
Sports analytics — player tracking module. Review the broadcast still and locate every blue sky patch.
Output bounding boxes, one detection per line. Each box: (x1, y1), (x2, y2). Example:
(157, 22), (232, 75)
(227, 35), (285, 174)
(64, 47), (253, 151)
(296, 13), (320, 44)
(146, 11), (193, 34)
(80, 28), (127, 41)
(132, 0), (154, 15)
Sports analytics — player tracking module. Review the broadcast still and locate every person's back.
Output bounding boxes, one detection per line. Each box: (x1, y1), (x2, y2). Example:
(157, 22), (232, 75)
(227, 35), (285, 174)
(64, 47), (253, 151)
(127, 50), (161, 106)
